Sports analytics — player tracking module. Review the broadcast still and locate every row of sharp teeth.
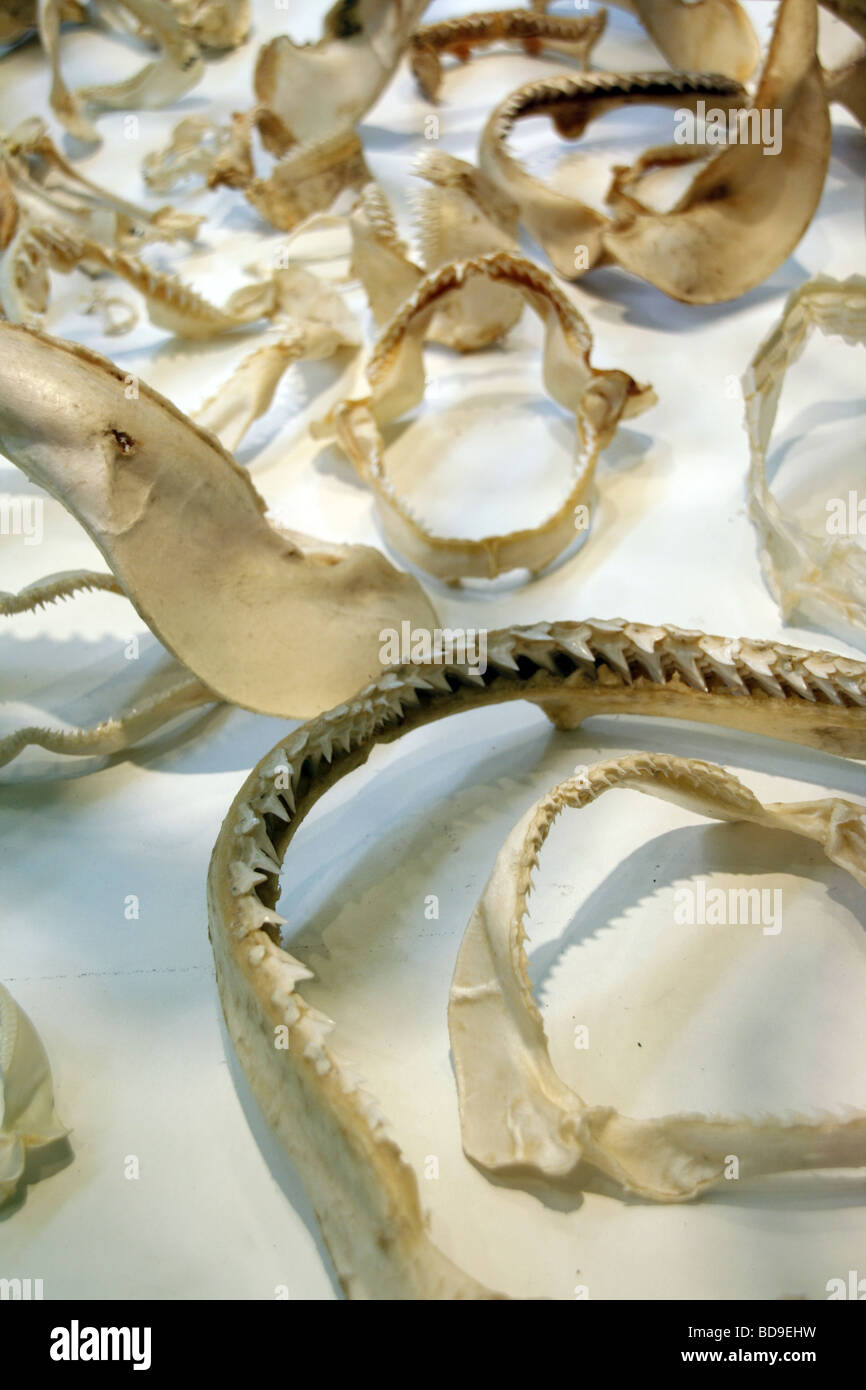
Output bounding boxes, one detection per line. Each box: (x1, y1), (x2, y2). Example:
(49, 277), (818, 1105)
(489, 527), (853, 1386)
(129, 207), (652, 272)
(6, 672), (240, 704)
(223, 624), (864, 1150)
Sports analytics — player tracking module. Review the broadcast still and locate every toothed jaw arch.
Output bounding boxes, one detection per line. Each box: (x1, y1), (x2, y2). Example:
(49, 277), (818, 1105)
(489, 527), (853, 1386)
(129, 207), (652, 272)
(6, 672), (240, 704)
(449, 752), (866, 1202)
(208, 619), (866, 1297)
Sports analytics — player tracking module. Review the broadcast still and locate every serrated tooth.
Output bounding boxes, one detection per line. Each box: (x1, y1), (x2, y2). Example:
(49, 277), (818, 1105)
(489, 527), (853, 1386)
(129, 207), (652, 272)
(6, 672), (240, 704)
(285, 730), (309, 756)
(446, 663), (486, 687)
(555, 630), (596, 667)
(418, 666), (452, 690)
(836, 678), (866, 707)
(699, 636), (747, 692)
(592, 636), (633, 682)
(668, 646), (708, 692)
(257, 789), (291, 821)
(487, 642), (520, 672)
(777, 665), (815, 701)
(229, 860), (266, 896)
(235, 802), (258, 835)
(803, 656), (844, 704)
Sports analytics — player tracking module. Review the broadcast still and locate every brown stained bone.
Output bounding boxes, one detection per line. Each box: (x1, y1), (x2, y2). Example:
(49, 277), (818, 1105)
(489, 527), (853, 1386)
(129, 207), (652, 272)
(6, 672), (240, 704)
(408, 8), (607, 102)
(481, 0), (831, 302)
(532, 0), (760, 82)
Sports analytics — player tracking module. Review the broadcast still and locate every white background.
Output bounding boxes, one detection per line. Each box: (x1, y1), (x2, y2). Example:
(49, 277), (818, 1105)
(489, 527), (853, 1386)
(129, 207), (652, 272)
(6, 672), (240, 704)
(1, 0), (865, 1299)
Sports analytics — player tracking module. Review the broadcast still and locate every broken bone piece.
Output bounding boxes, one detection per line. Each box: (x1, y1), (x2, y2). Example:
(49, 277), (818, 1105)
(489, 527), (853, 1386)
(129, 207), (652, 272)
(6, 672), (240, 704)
(450, 752), (866, 1201)
(207, 620), (866, 1299)
(37, 0), (205, 146)
(327, 251), (655, 583)
(194, 265), (361, 452)
(409, 8), (607, 102)
(481, 0), (830, 302)
(0, 982), (68, 1205)
(0, 323), (438, 740)
(742, 275), (866, 643)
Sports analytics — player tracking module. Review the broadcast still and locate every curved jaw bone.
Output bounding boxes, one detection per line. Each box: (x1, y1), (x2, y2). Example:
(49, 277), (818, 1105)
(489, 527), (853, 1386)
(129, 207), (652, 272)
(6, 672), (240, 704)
(481, 0), (830, 302)
(207, 619), (866, 1299)
(0, 323), (438, 738)
(450, 752), (866, 1201)
(743, 275), (866, 644)
(328, 251), (655, 583)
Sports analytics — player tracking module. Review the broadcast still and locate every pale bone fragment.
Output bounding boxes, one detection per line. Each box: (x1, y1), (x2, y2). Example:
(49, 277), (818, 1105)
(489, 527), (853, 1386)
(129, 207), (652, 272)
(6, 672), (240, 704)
(408, 8), (607, 102)
(450, 751), (866, 1201)
(81, 287), (140, 336)
(0, 223), (277, 336)
(0, 322), (438, 740)
(244, 126), (373, 235)
(742, 275), (866, 642)
(253, 0), (429, 145)
(194, 266), (361, 452)
(348, 152), (523, 348)
(480, 0), (831, 302)
(130, 0), (250, 50)
(207, 621), (866, 1300)
(0, 982), (68, 1205)
(37, 0), (205, 145)
(142, 115), (233, 193)
(1, 0), (245, 48)
(1, 118), (202, 252)
(534, 0), (761, 83)
(0, 0), (84, 46)
(327, 251), (655, 583)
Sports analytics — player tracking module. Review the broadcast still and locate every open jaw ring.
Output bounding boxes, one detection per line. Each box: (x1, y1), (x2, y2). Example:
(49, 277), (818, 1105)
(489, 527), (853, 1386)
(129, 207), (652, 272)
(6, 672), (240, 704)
(328, 251), (655, 584)
(450, 751), (866, 1204)
(207, 618), (866, 1299)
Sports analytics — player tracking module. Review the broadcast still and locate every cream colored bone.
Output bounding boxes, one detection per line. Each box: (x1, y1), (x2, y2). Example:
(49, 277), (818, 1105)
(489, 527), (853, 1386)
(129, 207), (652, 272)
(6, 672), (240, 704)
(481, 0), (830, 302)
(0, 117), (201, 253)
(253, 0), (429, 145)
(539, 0), (762, 83)
(207, 619), (866, 1299)
(450, 752), (866, 1201)
(328, 251), (655, 583)
(0, 323), (437, 759)
(408, 8), (607, 102)
(743, 275), (866, 642)
(0, 982), (67, 1205)
(349, 153), (523, 349)
(37, 0), (205, 145)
